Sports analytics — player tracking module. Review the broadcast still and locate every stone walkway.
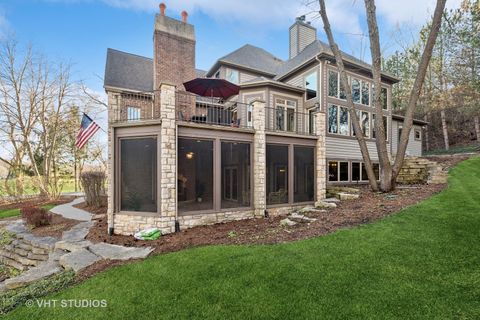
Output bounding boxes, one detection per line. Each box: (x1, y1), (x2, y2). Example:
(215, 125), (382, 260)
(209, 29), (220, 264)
(0, 198), (152, 290)
(50, 197), (92, 221)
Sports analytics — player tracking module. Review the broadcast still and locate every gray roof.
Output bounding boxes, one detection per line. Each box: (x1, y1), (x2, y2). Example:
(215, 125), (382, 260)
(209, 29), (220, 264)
(275, 40), (399, 82)
(104, 48), (153, 92)
(104, 48), (207, 92)
(206, 44), (284, 77)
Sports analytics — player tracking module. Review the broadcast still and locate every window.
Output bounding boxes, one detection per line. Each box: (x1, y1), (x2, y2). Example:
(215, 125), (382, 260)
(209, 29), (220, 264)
(226, 68), (239, 84)
(294, 147), (314, 202)
(221, 142), (251, 209)
(381, 87), (388, 110)
(267, 145), (288, 205)
(328, 70), (338, 98)
(328, 105), (338, 134)
(305, 71), (318, 100)
(352, 111), (370, 138)
(328, 161), (338, 182)
(373, 163), (380, 180)
(247, 104), (253, 128)
(275, 99), (296, 132)
(127, 106), (140, 121)
(361, 81), (370, 105)
(372, 115), (388, 140)
(214, 71), (220, 79)
(120, 137), (157, 212)
(361, 163), (369, 181)
(352, 78), (361, 103)
(178, 139), (214, 213)
(414, 129), (421, 141)
(328, 160), (349, 182)
(352, 162), (361, 182)
(339, 107), (349, 135)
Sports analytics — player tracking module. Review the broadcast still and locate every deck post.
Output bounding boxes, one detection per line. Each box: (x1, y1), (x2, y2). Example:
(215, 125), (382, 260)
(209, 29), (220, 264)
(252, 99), (267, 217)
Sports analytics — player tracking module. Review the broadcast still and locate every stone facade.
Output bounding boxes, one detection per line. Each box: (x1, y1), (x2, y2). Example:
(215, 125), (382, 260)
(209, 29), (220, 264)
(315, 110), (327, 201)
(252, 100), (267, 218)
(178, 210), (255, 229)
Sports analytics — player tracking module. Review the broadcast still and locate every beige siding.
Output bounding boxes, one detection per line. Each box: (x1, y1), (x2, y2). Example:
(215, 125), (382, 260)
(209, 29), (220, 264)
(326, 136), (384, 161)
(298, 24), (316, 53)
(391, 120), (422, 157)
(289, 26), (298, 59)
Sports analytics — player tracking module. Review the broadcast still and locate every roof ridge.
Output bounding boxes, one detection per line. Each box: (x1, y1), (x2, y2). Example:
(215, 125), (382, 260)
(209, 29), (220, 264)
(107, 48), (153, 61)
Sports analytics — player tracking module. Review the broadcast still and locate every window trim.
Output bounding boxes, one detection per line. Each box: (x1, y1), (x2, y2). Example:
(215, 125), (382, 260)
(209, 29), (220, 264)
(414, 129), (422, 141)
(275, 98), (297, 133)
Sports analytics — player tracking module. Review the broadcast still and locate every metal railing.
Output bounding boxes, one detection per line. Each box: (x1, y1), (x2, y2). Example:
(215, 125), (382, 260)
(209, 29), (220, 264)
(110, 92), (156, 124)
(175, 91), (253, 129)
(265, 106), (315, 136)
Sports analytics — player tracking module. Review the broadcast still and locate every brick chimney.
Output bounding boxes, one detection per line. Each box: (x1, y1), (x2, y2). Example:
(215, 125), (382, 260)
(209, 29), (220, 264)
(153, 3), (195, 91)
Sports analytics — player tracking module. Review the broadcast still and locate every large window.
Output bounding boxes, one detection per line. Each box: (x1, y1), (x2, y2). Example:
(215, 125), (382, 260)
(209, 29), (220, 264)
(275, 99), (296, 132)
(352, 111), (370, 138)
(294, 147), (314, 202)
(120, 137), (157, 212)
(226, 68), (239, 84)
(305, 71), (318, 100)
(352, 78), (361, 103)
(361, 81), (370, 105)
(328, 104), (349, 136)
(372, 114), (388, 140)
(178, 138), (214, 213)
(266, 145), (288, 205)
(352, 78), (370, 105)
(328, 70), (346, 100)
(221, 142), (251, 209)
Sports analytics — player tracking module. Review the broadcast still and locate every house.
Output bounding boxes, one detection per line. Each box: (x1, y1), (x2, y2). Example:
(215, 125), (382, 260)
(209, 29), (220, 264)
(103, 4), (425, 235)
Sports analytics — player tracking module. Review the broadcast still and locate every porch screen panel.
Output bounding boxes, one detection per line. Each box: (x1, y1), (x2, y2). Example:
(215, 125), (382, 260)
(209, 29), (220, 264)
(178, 138), (214, 213)
(221, 142), (251, 209)
(120, 137), (157, 212)
(294, 146), (314, 202)
(266, 144), (288, 205)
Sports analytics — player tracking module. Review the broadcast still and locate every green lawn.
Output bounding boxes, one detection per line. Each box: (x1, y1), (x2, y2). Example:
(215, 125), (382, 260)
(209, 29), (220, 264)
(6, 157), (480, 319)
(0, 204), (56, 219)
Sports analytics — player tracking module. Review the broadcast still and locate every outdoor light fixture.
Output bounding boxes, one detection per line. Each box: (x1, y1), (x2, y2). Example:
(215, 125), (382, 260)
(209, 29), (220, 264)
(186, 152), (194, 159)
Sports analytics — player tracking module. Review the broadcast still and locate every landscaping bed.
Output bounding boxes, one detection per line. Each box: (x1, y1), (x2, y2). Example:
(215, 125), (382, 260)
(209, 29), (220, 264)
(0, 196), (75, 220)
(29, 214), (79, 239)
(86, 183), (445, 252)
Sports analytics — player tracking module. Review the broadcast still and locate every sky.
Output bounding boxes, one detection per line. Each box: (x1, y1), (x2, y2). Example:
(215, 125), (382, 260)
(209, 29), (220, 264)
(0, 0), (463, 94)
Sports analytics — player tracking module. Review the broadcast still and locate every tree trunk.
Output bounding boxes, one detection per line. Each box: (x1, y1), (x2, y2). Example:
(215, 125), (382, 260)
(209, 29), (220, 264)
(474, 115), (480, 143)
(440, 108), (449, 150)
(319, 0), (379, 191)
(392, 0), (447, 179)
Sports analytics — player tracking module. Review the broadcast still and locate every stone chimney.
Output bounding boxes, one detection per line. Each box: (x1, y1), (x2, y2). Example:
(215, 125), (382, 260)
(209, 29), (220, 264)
(153, 3), (196, 91)
(289, 16), (317, 59)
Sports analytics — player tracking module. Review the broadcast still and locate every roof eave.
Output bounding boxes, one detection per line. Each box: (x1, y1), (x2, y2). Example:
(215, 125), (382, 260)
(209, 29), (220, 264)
(206, 60), (277, 78)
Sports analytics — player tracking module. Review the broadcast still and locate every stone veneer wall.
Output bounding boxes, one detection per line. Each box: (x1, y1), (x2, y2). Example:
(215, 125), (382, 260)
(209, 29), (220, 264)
(252, 100), (267, 217)
(315, 110), (327, 202)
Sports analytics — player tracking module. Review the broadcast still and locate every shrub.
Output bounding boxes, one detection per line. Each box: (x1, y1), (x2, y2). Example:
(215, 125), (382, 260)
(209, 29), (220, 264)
(80, 171), (106, 208)
(20, 207), (52, 227)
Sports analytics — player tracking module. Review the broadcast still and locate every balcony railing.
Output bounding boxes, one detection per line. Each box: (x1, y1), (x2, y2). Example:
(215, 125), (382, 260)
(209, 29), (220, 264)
(110, 92), (156, 124)
(265, 107), (315, 136)
(175, 91), (253, 129)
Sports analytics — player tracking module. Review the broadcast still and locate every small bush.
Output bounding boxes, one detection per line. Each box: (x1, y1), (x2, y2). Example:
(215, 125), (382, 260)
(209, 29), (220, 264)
(80, 171), (106, 208)
(20, 207), (52, 227)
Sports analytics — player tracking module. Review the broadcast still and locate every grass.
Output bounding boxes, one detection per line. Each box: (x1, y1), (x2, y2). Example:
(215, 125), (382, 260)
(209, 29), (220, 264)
(0, 178), (76, 197)
(0, 204), (56, 219)
(424, 143), (480, 156)
(6, 157), (480, 319)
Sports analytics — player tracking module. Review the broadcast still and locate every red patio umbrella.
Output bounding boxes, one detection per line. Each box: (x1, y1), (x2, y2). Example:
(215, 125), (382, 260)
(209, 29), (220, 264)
(183, 78), (240, 100)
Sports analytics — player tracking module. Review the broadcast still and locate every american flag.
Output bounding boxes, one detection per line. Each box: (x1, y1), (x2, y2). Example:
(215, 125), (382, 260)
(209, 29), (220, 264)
(75, 113), (100, 149)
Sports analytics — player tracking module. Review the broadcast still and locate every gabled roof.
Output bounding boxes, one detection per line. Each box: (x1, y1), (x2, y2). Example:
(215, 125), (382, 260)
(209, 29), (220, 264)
(275, 40), (399, 83)
(104, 48), (153, 92)
(392, 114), (428, 126)
(205, 44), (284, 77)
(104, 48), (207, 92)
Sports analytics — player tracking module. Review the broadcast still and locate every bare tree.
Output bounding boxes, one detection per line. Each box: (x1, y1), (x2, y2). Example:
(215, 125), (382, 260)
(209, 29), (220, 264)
(319, 0), (447, 191)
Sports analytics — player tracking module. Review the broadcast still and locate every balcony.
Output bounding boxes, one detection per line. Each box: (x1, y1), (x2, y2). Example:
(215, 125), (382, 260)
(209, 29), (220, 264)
(175, 91), (253, 129)
(265, 107), (315, 136)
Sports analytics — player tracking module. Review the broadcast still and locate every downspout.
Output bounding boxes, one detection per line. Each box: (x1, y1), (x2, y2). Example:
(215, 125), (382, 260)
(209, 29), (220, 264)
(174, 120), (180, 232)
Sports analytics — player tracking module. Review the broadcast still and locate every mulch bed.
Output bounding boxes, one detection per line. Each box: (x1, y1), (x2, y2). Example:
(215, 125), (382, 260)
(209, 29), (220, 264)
(29, 214), (80, 239)
(86, 183), (446, 253)
(73, 202), (107, 215)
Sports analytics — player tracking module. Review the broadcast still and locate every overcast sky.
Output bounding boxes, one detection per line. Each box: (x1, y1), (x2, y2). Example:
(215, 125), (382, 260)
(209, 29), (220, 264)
(0, 0), (462, 93)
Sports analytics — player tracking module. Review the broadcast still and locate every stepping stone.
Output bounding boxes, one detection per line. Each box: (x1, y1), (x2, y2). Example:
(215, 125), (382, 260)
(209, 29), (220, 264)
(22, 234), (56, 251)
(4, 261), (62, 289)
(55, 240), (92, 252)
(4, 221), (28, 235)
(315, 201), (337, 208)
(89, 243), (153, 261)
(59, 249), (101, 272)
(336, 192), (360, 200)
(49, 249), (67, 262)
(289, 213), (317, 223)
(61, 227), (89, 242)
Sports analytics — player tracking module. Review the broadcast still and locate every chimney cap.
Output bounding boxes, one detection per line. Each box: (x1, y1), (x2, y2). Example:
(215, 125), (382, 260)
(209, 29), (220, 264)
(159, 3), (166, 15)
(181, 10), (188, 23)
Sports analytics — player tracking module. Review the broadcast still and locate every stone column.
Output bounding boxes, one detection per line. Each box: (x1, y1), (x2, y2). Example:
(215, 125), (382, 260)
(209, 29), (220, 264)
(315, 110), (327, 202)
(107, 92), (120, 233)
(252, 99), (266, 217)
(159, 83), (177, 232)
